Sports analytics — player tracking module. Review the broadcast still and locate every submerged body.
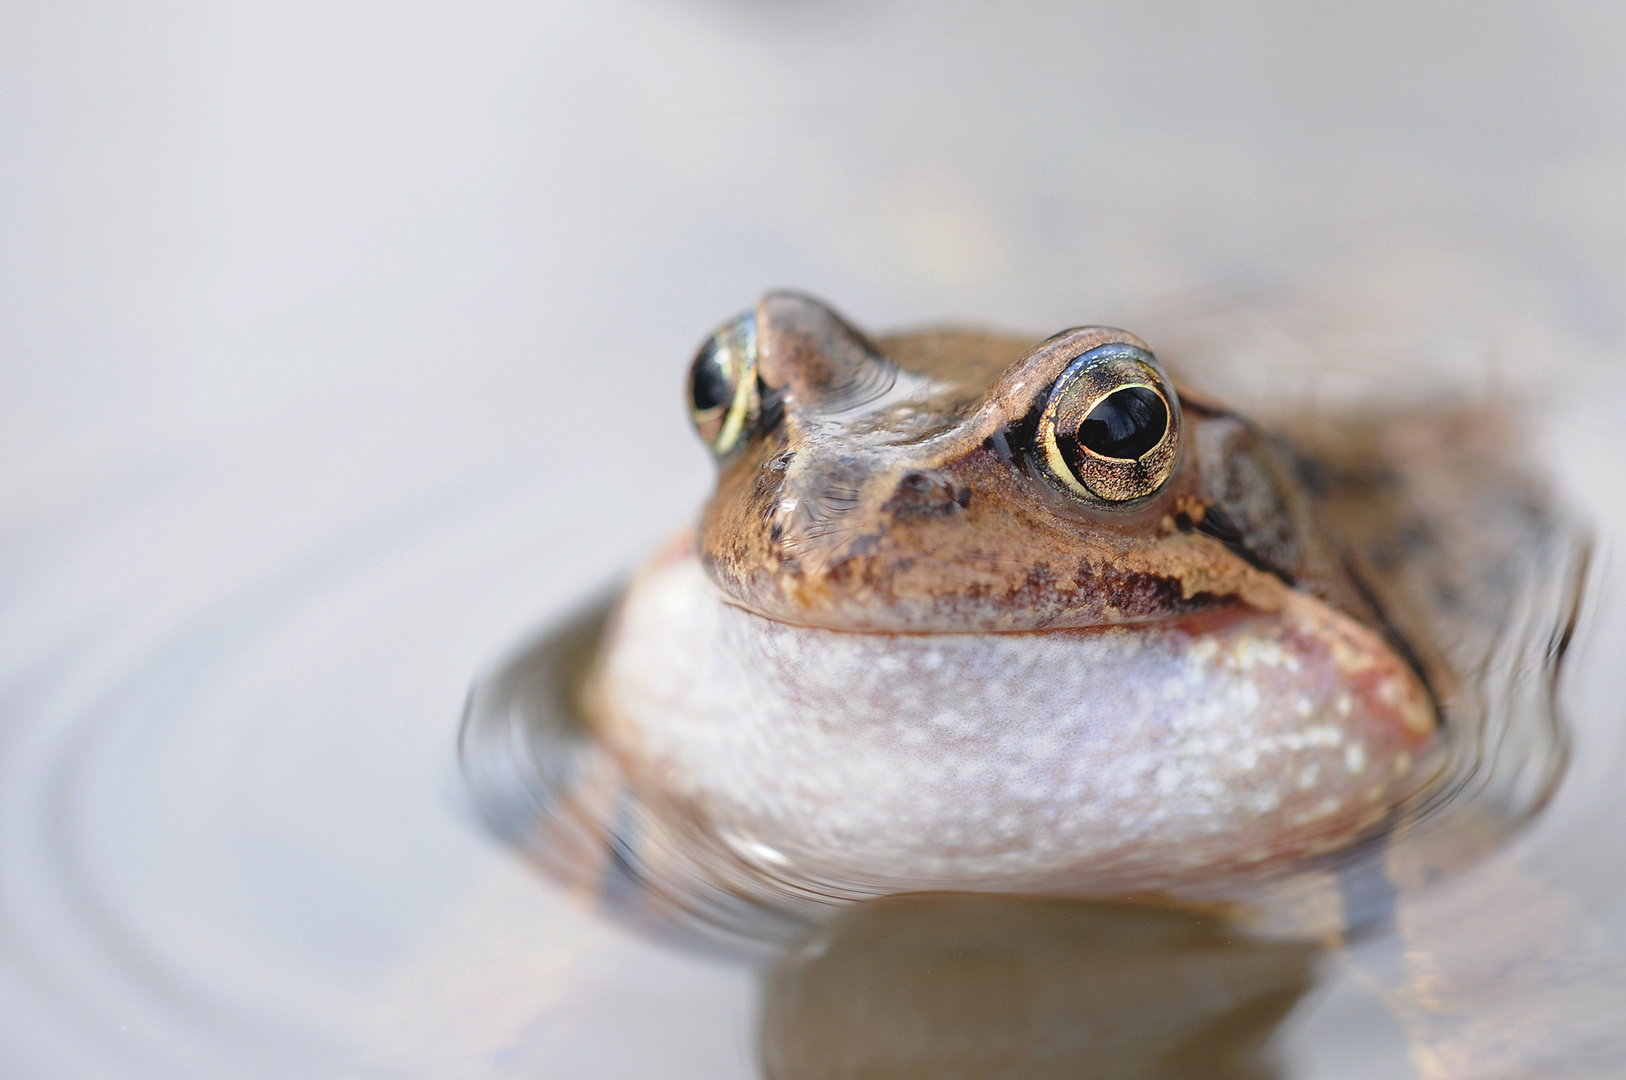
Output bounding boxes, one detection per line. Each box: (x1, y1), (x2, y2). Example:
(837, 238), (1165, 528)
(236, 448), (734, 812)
(581, 294), (1447, 904)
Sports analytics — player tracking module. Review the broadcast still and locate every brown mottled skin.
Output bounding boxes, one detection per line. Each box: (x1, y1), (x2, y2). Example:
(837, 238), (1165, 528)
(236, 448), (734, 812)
(702, 293), (1395, 649)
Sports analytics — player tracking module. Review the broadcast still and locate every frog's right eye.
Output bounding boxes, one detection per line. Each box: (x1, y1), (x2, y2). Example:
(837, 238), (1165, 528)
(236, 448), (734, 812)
(687, 313), (760, 457)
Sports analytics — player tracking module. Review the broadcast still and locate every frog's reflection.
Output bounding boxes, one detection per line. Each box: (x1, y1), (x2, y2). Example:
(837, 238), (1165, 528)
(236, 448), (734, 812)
(760, 892), (1319, 1080)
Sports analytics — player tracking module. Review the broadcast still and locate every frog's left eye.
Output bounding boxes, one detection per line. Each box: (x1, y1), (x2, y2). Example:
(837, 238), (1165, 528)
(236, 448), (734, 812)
(687, 313), (760, 457)
(1037, 343), (1180, 502)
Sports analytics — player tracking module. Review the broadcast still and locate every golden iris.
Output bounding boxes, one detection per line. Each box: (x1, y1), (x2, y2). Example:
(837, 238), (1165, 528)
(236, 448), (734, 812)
(1038, 344), (1180, 502)
(687, 313), (759, 457)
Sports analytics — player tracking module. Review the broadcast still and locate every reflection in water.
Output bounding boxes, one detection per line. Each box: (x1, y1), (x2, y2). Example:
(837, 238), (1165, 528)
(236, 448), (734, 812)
(760, 893), (1318, 1080)
(460, 592), (812, 948)
(1350, 819), (1626, 1079)
(459, 589), (815, 946)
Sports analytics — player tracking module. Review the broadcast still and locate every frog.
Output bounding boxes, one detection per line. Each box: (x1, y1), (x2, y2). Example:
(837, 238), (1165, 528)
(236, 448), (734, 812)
(457, 291), (1599, 1072)
(563, 291), (1463, 922)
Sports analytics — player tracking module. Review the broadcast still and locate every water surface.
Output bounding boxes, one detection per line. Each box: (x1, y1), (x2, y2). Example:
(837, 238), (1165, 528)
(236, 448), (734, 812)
(4, 1), (1626, 1077)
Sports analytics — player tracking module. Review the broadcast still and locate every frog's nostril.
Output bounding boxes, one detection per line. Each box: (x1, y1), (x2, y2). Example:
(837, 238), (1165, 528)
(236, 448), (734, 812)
(889, 472), (970, 516)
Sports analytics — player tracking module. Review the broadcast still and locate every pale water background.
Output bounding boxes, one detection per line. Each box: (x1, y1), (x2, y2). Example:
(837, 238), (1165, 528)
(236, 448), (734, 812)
(4, 2), (1626, 1077)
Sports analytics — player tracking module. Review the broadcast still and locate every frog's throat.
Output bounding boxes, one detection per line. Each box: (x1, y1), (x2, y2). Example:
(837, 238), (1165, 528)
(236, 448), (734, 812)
(585, 547), (1440, 894)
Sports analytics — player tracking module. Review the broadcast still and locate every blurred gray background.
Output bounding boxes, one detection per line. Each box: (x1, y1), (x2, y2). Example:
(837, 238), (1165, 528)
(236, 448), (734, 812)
(3, 2), (1625, 1078)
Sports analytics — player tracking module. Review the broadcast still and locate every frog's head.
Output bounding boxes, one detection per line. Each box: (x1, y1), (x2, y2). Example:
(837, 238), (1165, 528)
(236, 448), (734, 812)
(686, 293), (1349, 634)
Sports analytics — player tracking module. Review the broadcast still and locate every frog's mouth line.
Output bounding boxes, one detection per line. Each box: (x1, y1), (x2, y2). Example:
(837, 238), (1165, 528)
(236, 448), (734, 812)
(1154, 521), (1446, 726)
(715, 590), (1257, 639)
(1335, 549), (1446, 729)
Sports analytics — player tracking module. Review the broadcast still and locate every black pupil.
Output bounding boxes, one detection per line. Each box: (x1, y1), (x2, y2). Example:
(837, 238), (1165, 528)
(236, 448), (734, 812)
(690, 340), (733, 412)
(1076, 386), (1167, 460)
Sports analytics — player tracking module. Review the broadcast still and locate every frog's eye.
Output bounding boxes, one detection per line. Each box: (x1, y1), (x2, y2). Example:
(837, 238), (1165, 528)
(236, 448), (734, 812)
(1037, 343), (1180, 502)
(687, 313), (760, 457)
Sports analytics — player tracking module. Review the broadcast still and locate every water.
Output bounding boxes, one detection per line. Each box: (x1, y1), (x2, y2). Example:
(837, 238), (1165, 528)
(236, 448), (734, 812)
(4, 1), (1626, 1077)
(761, 894), (1321, 1080)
